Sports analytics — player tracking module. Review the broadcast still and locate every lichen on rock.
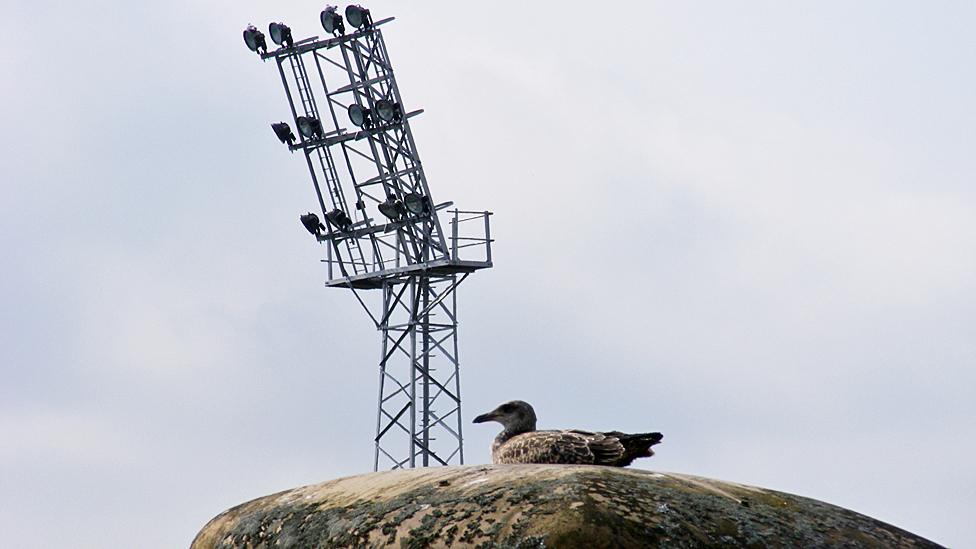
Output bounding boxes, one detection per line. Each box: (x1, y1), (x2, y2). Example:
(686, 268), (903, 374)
(191, 465), (943, 548)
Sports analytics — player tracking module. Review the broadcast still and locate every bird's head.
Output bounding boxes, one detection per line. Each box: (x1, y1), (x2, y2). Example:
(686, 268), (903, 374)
(473, 400), (537, 434)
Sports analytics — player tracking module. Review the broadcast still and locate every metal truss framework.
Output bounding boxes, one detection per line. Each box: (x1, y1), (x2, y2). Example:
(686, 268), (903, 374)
(254, 14), (492, 470)
(376, 274), (464, 469)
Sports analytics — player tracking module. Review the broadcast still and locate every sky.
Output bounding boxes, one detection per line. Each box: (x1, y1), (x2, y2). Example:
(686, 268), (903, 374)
(2, 1), (974, 547)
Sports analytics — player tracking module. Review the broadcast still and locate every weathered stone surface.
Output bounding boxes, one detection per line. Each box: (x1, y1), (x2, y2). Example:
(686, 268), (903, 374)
(191, 465), (942, 548)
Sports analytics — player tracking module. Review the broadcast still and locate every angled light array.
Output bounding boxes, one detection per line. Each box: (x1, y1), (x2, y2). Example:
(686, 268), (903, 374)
(241, 4), (495, 471)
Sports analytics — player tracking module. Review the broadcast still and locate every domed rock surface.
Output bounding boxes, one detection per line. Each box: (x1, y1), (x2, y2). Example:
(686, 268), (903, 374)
(191, 464), (942, 548)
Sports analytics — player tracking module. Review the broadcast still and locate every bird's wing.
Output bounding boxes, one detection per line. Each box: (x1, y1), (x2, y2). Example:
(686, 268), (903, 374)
(494, 430), (625, 465)
(568, 430), (627, 465)
(494, 431), (576, 464)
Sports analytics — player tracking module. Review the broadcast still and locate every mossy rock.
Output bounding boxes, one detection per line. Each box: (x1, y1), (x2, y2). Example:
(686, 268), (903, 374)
(191, 464), (942, 548)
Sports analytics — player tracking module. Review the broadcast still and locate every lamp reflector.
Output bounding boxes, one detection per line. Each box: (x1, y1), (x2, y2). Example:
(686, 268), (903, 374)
(374, 99), (402, 122)
(403, 193), (429, 216)
(378, 196), (404, 220)
(347, 104), (372, 128)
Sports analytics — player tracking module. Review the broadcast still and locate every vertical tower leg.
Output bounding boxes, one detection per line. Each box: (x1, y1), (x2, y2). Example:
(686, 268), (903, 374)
(420, 276), (431, 467)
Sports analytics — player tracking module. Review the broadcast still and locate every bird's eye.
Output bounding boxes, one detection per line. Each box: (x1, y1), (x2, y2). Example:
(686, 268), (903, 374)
(500, 404), (514, 413)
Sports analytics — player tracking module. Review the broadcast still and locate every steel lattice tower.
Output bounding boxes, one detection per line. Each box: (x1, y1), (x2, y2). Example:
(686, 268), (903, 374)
(243, 7), (493, 470)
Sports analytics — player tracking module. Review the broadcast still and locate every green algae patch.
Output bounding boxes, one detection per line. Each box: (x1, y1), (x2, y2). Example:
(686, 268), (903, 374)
(191, 465), (943, 548)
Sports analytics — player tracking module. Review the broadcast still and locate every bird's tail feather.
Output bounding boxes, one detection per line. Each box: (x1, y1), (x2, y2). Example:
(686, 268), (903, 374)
(611, 432), (664, 462)
(609, 431), (663, 444)
(624, 432), (663, 447)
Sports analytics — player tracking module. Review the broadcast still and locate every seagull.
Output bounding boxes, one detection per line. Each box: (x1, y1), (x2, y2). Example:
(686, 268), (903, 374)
(473, 400), (663, 467)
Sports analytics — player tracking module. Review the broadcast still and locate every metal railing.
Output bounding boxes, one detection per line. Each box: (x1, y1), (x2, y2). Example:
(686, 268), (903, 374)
(449, 209), (493, 264)
(322, 209), (492, 283)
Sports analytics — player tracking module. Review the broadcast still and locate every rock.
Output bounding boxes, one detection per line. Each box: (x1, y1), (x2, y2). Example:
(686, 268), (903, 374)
(191, 465), (942, 548)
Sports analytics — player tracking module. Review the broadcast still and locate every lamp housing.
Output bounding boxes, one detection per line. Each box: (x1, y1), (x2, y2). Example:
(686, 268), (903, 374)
(325, 209), (353, 230)
(374, 99), (402, 123)
(268, 22), (293, 47)
(296, 116), (323, 139)
(378, 196), (405, 221)
(300, 213), (324, 236)
(320, 6), (345, 36)
(271, 122), (296, 145)
(243, 25), (267, 54)
(403, 193), (430, 216)
(347, 104), (372, 128)
(345, 5), (372, 29)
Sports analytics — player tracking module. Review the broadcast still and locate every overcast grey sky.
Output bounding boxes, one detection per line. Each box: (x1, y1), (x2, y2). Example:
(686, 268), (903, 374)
(2, 1), (974, 547)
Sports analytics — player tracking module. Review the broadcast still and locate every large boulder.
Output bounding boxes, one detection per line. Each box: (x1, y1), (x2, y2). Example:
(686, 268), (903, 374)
(191, 464), (941, 548)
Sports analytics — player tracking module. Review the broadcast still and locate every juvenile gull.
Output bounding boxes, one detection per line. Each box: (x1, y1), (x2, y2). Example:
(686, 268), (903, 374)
(473, 400), (663, 466)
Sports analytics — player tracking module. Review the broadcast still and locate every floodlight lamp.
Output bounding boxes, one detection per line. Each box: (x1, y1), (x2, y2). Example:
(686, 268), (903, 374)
(378, 195), (405, 221)
(325, 208), (353, 230)
(347, 104), (372, 128)
(300, 212), (325, 236)
(403, 193), (430, 216)
(243, 25), (267, 54)
(321, 6), (345, 36)
(345, 5), (372, 29)
(271, 122), (296, 145)
(268, 22), (293, 47)
(296, 116), (323, 139)
(374, 99), (402, 123)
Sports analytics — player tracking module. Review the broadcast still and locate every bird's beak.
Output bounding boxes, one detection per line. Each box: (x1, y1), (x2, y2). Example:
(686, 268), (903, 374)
(472, 411), (496, 424)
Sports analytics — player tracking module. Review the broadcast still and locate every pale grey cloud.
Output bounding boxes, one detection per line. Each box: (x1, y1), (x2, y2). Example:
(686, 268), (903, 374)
(2, 1), (974, 548)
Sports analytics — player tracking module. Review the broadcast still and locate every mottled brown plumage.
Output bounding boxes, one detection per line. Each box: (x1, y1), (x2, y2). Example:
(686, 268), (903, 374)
(473, 400), (663, 467)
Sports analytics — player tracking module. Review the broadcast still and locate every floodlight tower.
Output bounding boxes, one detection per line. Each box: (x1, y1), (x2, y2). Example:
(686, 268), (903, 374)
(242, 6), (493, 470)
